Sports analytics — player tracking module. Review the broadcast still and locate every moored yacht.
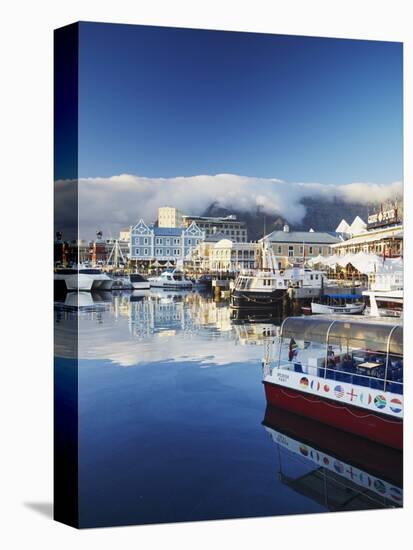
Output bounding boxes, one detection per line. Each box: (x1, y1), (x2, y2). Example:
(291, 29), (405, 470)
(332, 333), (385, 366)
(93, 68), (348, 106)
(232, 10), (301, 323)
(148, 269), (193, 290)
(129, 273), (150, 290)
(363, 269), (403, 318)
(54, 265), (113, 291)
(231, 270), (287, 310)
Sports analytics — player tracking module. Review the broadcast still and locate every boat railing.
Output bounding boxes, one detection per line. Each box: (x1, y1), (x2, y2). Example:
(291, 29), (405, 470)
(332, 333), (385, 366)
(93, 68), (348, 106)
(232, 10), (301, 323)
(269, 353), (403, 395)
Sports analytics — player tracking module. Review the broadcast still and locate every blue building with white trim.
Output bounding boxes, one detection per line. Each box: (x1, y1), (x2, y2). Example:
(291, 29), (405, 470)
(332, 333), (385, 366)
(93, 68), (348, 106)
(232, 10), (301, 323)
(130, 219), (205, 263)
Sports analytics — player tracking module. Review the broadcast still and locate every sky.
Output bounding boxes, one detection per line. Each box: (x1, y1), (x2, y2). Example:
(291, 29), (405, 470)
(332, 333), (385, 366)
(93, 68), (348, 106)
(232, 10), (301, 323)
(76, 22), (403, 184)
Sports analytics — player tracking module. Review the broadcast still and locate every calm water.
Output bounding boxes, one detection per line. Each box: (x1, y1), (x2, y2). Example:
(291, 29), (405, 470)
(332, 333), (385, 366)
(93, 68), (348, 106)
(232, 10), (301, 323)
(54, 289), (402, 528)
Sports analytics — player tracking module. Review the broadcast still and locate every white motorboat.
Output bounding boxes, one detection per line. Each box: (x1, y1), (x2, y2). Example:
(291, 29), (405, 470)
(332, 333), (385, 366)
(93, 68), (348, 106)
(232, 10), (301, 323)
(310, 293), (365, 315)
(148, 269), (193, 290)
(54, 265), (113, 291)
(363, 269), (403, 318)
(129, 273), (150, 290)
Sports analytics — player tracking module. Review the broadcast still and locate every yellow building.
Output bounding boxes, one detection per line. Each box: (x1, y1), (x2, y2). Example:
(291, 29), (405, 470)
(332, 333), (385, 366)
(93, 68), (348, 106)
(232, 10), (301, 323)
(158, 207), (183, 228)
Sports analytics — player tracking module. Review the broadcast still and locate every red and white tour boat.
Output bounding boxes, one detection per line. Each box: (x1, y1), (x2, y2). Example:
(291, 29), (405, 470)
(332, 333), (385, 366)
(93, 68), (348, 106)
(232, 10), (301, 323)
(262, 316), (403, 449)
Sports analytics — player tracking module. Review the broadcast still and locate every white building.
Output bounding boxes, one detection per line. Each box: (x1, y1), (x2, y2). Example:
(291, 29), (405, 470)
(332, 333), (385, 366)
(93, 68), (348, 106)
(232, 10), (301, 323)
(210, 239), (259, 272)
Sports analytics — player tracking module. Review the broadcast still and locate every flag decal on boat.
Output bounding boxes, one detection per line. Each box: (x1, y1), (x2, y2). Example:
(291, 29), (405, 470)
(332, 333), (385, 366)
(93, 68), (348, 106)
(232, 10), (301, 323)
(374, 395), (386, 409)
(299, 377), (309, 388)
(390, 398), (402, 413)
(334, 385), (345, 398)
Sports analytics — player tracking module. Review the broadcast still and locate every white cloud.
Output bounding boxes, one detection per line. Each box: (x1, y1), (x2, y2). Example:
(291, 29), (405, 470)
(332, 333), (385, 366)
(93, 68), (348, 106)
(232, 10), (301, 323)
(54, 174), (403, 239)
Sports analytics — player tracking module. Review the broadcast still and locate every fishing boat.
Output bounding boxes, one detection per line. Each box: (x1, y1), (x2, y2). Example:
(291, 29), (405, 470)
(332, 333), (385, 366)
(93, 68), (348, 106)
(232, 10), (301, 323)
(230, 270), (287, 310)
(54, 265), (113, 291)
(148, 269), (193, 290)
(262, 316), (403, 449)
(309, 293), (365, 315)
(129, 273), (150, 290)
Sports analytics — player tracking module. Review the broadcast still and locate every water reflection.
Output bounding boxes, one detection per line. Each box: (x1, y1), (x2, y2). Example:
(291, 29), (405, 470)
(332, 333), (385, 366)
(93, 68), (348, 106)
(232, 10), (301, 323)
(55, 289), (279, 366)
(54, 289), (401, 527)
(263, 406), (402, 509)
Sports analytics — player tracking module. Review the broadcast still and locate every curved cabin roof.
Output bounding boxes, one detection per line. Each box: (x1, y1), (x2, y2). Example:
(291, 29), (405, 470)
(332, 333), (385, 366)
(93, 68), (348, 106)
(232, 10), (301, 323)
(280, 316), (402, 356)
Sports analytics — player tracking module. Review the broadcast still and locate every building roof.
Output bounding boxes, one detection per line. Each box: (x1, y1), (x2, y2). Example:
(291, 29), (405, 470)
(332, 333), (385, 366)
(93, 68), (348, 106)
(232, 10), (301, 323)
(182, 214), (242, 224)
(153, 227), (183, 236)
(349, 216), (367, 234)
(335, 219), (351, 233)
(262, 230), (340, 245)
(331, 225), (403, 248)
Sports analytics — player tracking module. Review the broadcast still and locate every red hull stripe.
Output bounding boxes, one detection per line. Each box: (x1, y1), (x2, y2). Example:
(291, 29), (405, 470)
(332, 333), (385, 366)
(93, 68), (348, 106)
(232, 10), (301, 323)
(263, 382), (402, 450)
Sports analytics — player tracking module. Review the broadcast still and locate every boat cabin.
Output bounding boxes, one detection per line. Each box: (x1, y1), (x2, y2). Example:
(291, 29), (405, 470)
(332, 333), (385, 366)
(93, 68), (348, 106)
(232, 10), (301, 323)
(266, 316), (403, 396)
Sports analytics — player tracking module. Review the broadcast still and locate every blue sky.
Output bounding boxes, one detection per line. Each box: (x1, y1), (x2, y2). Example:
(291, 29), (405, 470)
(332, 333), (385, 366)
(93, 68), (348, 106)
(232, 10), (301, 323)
(77, 22), (402, 184)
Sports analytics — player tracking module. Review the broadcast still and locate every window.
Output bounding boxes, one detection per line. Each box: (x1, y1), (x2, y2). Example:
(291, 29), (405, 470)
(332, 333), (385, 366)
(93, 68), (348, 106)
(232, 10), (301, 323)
(144, 248), (148, 255)
(288, 246), (294, 257)
(144, 238), (148, 245)
(166, 239), (170, 245)
(135, 248), (140, 256)
(309, 246), (313, 254)
(156, 237), (162, 245)
(166, 249), (170, 256)
(277, 246), (282, 254)
(299, 246), (303, 254)
(188, 239), (192, 245)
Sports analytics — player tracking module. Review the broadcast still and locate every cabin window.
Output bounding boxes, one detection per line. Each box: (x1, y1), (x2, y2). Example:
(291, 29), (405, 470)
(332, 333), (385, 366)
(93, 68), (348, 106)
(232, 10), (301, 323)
(310, 274), (313, 280)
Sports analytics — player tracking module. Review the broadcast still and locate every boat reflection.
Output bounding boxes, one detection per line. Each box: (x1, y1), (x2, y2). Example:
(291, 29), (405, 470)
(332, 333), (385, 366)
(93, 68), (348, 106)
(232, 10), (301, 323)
(263, 405), (402, 510)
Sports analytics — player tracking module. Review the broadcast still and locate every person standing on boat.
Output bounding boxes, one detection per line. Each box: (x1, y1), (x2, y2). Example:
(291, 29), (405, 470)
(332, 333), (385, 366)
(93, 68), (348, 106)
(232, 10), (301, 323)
(288, 338), (298, 361)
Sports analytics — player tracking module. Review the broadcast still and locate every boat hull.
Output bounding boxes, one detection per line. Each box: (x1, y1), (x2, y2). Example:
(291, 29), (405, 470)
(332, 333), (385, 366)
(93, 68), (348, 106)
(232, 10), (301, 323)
(131, 281), (151, 290)
(263, 381), (402, 450)
(311, 302), (365, 315)
(230, 289), (285, 309)
(149, 281), (192, 289)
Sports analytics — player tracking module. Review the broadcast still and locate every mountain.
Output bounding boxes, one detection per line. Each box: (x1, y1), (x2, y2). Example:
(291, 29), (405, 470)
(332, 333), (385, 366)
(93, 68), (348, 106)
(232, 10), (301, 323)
(203, 198), (373, 241)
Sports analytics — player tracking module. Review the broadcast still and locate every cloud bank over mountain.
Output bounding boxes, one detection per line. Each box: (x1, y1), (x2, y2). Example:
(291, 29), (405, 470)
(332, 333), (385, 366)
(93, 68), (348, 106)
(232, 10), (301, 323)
(54, 174), (403, 239)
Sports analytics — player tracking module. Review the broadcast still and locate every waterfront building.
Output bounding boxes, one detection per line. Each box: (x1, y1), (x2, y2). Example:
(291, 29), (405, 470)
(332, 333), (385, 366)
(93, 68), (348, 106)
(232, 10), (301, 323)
(191, 232), (227, 271)
(130, 218), (205, 265)
(260, 224), (340, 269)
(158, 207), (183, 228)
(90, 231), (107, 266)
(332, 207), (403, 257)
(119, 227), (130, 242)
(210, 238), (259, 272)
(181, 214), (247, 242)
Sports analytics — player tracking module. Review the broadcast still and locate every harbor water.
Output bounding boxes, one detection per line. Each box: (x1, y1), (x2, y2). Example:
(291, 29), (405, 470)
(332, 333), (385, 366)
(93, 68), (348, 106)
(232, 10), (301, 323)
(54, 289), (402, 528)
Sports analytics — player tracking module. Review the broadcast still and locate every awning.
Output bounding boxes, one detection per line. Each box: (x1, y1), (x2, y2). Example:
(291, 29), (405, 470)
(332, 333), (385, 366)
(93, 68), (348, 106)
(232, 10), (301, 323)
(280, 316), (403, 355)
